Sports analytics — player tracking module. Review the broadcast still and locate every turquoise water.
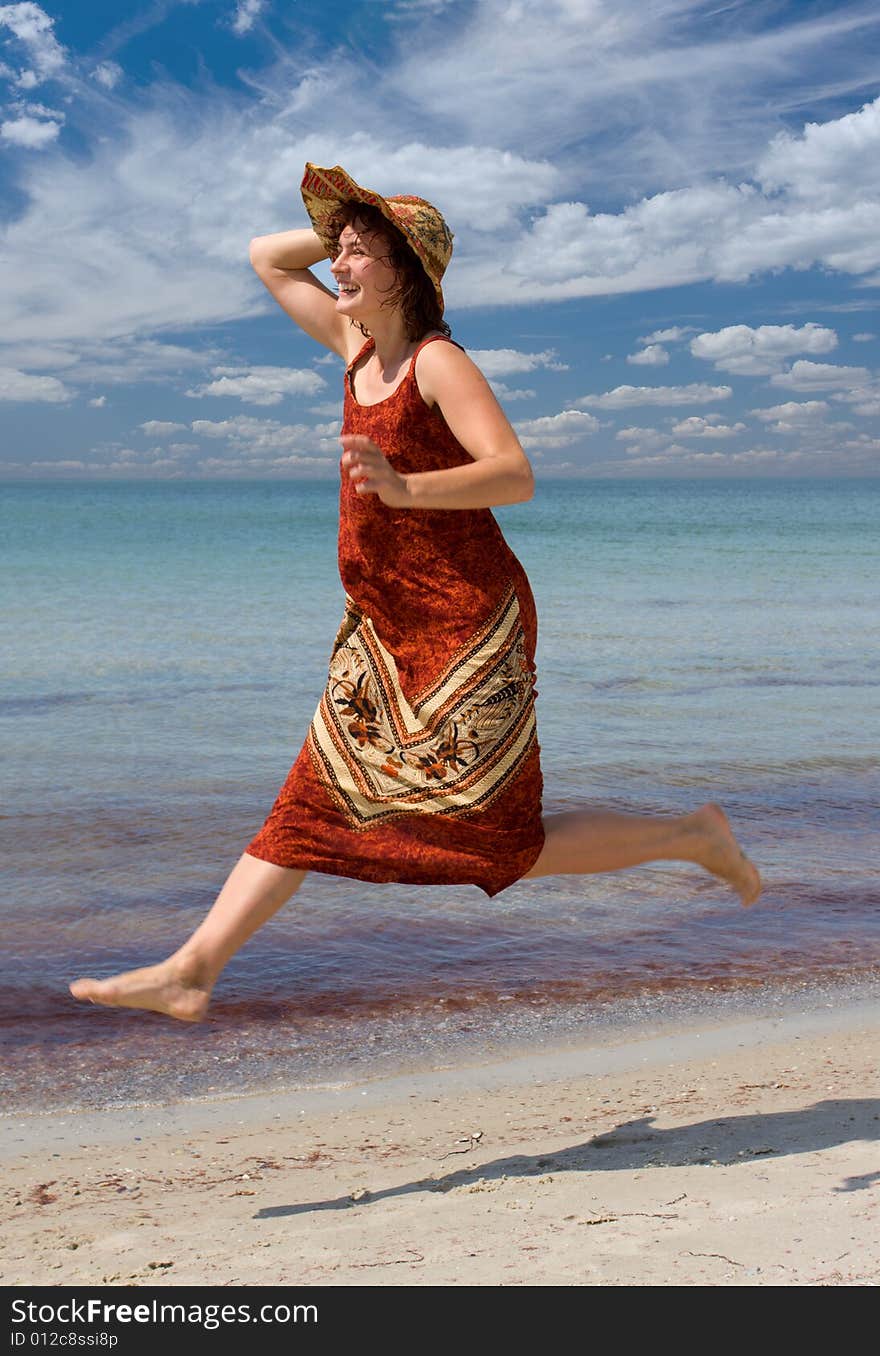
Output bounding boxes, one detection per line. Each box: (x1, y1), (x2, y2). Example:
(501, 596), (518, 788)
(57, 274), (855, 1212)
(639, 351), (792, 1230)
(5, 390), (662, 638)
(3, 478), (878, 1110)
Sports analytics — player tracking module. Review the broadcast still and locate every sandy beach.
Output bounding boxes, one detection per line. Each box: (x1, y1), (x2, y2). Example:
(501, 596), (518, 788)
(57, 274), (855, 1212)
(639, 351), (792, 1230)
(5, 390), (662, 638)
(2, 995), (878, 1288)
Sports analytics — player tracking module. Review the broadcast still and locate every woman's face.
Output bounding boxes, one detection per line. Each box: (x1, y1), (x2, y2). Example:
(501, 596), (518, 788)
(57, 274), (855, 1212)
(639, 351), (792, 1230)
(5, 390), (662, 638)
(329, 217), (399, 320)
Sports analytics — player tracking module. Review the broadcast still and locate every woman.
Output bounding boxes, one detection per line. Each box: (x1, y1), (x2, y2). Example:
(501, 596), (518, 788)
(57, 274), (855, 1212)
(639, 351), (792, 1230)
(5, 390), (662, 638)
(70, 163), (761, 1023)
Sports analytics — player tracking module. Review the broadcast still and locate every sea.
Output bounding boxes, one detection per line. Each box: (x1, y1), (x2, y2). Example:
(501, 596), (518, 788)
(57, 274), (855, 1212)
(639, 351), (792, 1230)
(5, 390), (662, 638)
(3, 477), (879, 1114)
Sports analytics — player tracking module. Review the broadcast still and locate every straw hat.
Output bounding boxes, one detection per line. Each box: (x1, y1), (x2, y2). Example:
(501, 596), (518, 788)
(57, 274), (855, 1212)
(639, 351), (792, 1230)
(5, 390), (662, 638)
(300, 162), (454, 310)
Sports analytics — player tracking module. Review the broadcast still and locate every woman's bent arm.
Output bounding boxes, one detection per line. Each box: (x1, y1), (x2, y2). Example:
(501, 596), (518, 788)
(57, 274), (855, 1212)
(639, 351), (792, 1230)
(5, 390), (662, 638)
(406, 340), (534, 508)
(249, 228), (327, 271)
(404, 451), (534, 508)
(341, 342), (536, 511)
(341, 432), (534, 510)
(249, 229), (352, 358)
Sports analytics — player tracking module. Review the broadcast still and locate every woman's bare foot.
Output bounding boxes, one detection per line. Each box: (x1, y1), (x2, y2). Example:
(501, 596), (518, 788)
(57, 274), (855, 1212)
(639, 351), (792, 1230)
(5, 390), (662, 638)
(69, 956), (213, 1023)
(688, 802), (763, 907)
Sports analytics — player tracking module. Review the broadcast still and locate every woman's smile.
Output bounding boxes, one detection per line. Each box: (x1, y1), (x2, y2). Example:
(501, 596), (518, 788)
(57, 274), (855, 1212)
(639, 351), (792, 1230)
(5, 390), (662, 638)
(331, 221), (399, 311)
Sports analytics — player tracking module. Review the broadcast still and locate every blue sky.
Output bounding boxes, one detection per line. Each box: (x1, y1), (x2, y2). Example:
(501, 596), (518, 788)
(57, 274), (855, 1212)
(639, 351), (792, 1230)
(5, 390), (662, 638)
(1, 0), (879, 478)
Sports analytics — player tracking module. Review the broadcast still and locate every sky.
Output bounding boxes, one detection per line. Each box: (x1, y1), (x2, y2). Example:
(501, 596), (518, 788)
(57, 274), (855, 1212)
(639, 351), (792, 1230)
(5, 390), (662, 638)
(1, 0), (880, 479)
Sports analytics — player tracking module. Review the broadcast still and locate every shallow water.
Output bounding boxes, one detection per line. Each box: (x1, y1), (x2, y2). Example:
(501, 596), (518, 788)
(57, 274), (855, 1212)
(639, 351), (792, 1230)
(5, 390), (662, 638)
(3, 477), (878, 1112)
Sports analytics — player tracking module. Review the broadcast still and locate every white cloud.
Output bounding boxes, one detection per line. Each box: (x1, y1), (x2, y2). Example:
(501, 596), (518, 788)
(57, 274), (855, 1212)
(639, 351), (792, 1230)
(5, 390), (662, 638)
(751, 400), (830, 433)
(468, 348), (568, 377)
(7, 417), (340, 477)
(514, 409), (599, 449)
(626, 344), (669, 366)
(29, 459), (85, 470)
(0, 110), (61, 146)
(0, 363), (70, 401)
(1, 0), (880, 473)
(325, 142), (562, 237)
(615, 426), (667, 451)
(231, 0), (264, 35)
(489, 381), (535, 402)
(140, 420), (187, 435)
(831, 380), (880, 417)
(91, 61), (122, 90)
(392, 1), (880, 197)
(621, 441), (691, 459)
(387, 0), (458, 17)
(753, 398), (829, 425)
(452, 94), (880, 305)
(757, 94), (880, 210)
(185, 365), (326, 406)
(191, 414), (341, 457)
(639, 326), (697, 345)
(671, 415), (746, 438)
(616, 426), (657, 441)
(1, 5), (879, 395)
(16, 97), (59, 118)
(842, 433), (880, 457)
(0, 338), (231, 388)
(610, 446), (826, 472)
(689, 323), (837, 375)
(852, 332), (875, 342)
(784, 300), (880, 315)
(193, 452), (333, 476)
(88, 394), (106, 407)
(577, 383), (732, 409)
(0, 95), (560, 360)
(769, 361), (871, 392)
(5, 452), (202, 476)
(0, 4), (66, 84)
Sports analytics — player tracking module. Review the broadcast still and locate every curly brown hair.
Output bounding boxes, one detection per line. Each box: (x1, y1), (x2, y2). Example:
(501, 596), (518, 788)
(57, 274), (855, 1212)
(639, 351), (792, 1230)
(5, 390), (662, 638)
(325, 200), (451, 342)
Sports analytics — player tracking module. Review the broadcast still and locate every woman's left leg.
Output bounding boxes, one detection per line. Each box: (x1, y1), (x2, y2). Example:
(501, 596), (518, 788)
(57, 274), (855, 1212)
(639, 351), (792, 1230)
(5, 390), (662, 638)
(69, 853), (308, 1021)
(521, 801), (761, 906)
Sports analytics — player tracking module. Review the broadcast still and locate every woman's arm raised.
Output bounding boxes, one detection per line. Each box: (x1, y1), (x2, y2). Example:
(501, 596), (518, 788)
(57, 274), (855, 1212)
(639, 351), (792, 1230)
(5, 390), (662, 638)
(249, 228), (354, 360)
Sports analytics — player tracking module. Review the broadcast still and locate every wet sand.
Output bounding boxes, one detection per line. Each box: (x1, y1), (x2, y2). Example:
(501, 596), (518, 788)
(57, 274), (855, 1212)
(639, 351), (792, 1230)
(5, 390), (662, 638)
(2, 996), (878, 1287)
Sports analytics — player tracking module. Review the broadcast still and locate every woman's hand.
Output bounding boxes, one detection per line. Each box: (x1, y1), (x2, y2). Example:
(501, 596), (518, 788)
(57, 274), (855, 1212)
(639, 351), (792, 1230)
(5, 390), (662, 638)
(340, 434), (412, 508)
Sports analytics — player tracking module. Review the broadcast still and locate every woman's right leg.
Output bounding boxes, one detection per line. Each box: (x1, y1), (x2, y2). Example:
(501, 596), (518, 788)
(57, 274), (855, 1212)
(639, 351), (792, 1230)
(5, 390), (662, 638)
(68, 853), (307, 1022)
(522, 802), (761, 906)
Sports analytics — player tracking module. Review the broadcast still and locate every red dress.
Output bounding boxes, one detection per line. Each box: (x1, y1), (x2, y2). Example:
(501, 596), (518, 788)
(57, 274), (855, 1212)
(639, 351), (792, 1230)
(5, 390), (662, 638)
(245, 333), (545, 897)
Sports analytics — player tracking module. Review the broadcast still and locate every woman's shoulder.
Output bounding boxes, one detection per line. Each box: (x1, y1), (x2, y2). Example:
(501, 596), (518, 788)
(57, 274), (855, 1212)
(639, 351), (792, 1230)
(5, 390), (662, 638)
(414, 330), (466, 357)
(413, 332), (474, 380)
(413, 333), (475, 409)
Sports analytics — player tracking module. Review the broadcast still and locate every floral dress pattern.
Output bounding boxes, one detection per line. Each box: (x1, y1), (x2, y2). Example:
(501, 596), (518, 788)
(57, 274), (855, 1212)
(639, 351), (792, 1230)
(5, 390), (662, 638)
(245, 333), (545, 897)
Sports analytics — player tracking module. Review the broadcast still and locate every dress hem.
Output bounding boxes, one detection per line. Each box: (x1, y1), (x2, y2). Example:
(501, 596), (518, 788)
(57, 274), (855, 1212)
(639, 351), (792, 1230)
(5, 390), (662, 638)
(243, 821), (546, 899)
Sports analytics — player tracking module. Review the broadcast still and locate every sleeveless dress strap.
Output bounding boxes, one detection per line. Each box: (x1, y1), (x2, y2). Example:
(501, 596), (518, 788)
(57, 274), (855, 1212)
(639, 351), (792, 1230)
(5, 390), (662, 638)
(345, 335), (375, 373)
(412, 333), (466, 359)
(345, 333), (465, 402)
(347, 333), (462, 375)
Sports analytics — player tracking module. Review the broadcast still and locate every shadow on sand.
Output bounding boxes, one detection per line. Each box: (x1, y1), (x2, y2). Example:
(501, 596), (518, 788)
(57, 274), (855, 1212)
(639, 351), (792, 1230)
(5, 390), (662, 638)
(254, 1096), (880, 1219)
